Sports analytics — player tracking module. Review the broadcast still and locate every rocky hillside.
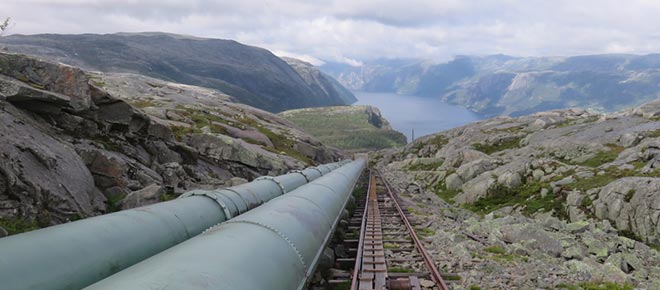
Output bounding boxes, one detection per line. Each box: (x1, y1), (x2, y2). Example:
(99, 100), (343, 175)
(0, 52), (342, 237)
(0, 32), (353, 112)
(282, 57), (356, 105)
(373, 102), (660, 288)
(323, 54), (660, 117)
(279, 105), (406, 151)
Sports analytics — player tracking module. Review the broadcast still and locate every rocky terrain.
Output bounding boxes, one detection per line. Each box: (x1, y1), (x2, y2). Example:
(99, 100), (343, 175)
(373, 102), (660, 289)
(323, 54), (660, 117)
(0, 32), (356, 112)
(0, 52), (342, 237)
(279, 105), (406, 151)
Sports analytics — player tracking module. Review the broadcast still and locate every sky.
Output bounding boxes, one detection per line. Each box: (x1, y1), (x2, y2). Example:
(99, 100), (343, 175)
(3, 0), (660, 65)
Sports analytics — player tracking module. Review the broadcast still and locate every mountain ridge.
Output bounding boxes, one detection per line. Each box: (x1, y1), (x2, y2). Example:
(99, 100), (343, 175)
(0, 32), (354, 112)
(322, 54), (660, 117)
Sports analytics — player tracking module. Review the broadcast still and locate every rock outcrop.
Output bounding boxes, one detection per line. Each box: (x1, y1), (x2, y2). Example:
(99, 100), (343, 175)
(0, 52), (342, 233)
(376, 102), (660, 246)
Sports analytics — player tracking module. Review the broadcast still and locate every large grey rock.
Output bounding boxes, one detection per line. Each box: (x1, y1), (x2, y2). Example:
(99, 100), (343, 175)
(456, 159), (497, 181)
(497, 171), (522, 188)
(445, 173), (463, 191)
(501, 224), (564, 257)
(456, 174), (496, 204)
(121, 184), (164, 209)
(593, 177), (660, 244)
(0, 101), (105, 223)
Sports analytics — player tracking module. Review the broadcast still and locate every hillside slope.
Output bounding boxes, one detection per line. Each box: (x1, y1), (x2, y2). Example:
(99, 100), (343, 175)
(0, 32), (352, 112)
(373, 102), (660, 288)
(323, 54), (660, 117)
(280, 105), (406, 151)
(0, 52), (341, 236)
(282, 57), (356, 104)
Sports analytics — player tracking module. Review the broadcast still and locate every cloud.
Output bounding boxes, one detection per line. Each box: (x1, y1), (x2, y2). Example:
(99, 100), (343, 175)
(2, 0), (660, 65)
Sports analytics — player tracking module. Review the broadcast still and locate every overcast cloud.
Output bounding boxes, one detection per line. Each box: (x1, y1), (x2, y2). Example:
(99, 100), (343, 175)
(2, 0), (660, 65)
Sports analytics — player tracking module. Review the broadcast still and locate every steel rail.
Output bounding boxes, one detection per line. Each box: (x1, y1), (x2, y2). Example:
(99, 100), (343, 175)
(376, 169), (450, 290)
(350, 172), (372, 290)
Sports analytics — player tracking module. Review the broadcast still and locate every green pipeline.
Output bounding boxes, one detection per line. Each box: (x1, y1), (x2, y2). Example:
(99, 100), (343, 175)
(86, 158), (366, 290)
(0, 160), (350, 290)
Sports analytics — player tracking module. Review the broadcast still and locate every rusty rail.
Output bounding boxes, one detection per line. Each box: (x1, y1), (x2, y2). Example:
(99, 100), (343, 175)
(350, 173), (373, 289)
(376, 169), (450, 290)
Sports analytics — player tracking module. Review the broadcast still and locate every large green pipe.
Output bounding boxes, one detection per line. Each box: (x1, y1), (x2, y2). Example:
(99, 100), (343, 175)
(86, 159), (366, 290)
(0, 161), (348, 290)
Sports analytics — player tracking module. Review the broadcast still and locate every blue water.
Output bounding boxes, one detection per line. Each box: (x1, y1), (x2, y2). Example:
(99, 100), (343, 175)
(353, 91), (482, 142)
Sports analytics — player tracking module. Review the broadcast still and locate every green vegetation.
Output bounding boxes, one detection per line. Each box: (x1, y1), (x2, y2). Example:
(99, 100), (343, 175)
(280, 106), (406, 151)
(333, 280), (352, 290)
(0, 217), (39, 235)
(414, 227), (435, 237)
(463, 180), (566, 218)
(170, 125), (202, 141)
(624, 189), (636, 202)
(257, 126), (312, 165)
(473, 136), (523, 155)
(106, 194), (127, 213)
(573, 144), (624, 167)
(407, 160), (444, 171)
(433, 182), (460, 204)
(130, 100), (158, 108)
(159, 188), (178, 202)
(442, 273), (462, 281)
(426, 134), (449, 148)
(469, 286), (482, 290)
(556, 282), (633, 290)
(383, 243), (397, 249)
(484, 245), (506, 254)
(619, 229), (644, 243)
(388, 267), (414, 273)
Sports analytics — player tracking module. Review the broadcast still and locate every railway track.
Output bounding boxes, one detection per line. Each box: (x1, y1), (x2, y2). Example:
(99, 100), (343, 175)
(333, 170), (450, 290)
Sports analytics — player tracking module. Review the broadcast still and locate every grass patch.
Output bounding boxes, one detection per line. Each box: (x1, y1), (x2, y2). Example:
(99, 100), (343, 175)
(484, 245), (506, 254)
(469, 286), (482, 290)
(556, 282), (633, 290)
(333, 280), (351, 290)
(574, 144), (624, 167)
(170, 125), (202, 141)
(159, 188), (178, 202)
(130, 100), (158, 108)
(414, 227), (435, 237)
(462, 180), (565, 218)
(389, 267), (414, 273)
(442, 273), (462, 281)
(624, 189), (636, 202)
(435, 188), (460, 204)
(472, 136), (522, 155)
(0, 218), (39, 235)
(384, 243), (397, 249)
(281, 107), (406, 151)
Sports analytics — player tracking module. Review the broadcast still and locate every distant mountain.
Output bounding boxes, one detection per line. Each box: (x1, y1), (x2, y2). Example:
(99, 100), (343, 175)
(0, 32), (353, 112)
(322, 54), (660, 117)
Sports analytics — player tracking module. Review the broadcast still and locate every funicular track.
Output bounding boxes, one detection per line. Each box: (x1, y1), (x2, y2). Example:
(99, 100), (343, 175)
(341, 170), (450, 290)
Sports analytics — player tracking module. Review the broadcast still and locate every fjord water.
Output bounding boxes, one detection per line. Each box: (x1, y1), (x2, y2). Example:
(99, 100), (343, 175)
(353, 91), (482, 142)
